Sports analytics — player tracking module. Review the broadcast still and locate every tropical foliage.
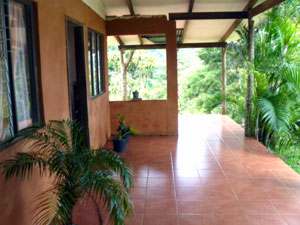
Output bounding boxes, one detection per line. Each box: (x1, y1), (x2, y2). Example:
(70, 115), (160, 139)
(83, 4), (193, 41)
(108, 46), (167, 101)
(179, 0), (300, 172)
(0, 120), (133, 225)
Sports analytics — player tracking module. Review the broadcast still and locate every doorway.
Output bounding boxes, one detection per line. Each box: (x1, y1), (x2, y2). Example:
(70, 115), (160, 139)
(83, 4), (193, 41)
(66, 20), (90, 146)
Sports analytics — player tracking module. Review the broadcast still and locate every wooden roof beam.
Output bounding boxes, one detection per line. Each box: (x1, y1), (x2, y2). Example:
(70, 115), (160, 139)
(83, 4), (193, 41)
(119, 42), (227, 50)
(182, 0), (195, 43)
(219, 0), (259, 42)
(220, 0), (285, 42)
(124, 0), (143, 45)
(169, 11), (248, 20)
(115, 36), (124, 46)
(125, 0), (135, 15)
(249, 0), (285, 17)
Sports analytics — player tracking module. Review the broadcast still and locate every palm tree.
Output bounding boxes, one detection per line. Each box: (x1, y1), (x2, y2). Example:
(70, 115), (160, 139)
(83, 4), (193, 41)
(0, 120), (133, 225)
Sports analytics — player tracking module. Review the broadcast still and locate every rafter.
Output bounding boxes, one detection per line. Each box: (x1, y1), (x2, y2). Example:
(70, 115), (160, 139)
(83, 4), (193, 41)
(219, 0), (259, 42)
(249, 0), (285, 17)
(115, 36), (124, 46)
(169, 11), (248, 20)
(123, 0), (144, 45)
(119, 42), (227, 50)
(125, 0), (135, 15)
(182, 0), (195, 43)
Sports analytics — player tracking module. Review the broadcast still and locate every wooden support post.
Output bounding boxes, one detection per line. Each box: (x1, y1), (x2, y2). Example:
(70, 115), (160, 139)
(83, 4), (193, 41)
(245, 18), (255, 137)
(222, 45), (228, 115)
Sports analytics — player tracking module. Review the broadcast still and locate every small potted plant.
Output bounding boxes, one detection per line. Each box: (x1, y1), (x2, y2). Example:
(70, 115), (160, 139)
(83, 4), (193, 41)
(113, 113), (139, 152)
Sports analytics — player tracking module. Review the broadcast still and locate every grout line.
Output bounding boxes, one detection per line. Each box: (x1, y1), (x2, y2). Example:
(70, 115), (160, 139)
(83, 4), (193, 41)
(170, 141), (180, 225)
(142, 140), (152, 225)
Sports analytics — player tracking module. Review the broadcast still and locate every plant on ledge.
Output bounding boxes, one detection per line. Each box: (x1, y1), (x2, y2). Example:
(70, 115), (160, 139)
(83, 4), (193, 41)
(113, 114), (139, 152)
(0, 120), (133, 225)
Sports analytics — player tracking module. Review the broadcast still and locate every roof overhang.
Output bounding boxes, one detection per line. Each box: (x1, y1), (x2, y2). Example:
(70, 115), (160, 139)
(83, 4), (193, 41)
(84, 0), (286, 47)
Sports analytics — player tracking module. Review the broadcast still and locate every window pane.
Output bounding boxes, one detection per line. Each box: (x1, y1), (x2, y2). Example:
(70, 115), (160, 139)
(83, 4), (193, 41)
(0, 48), (13, 141)
(88, 30), (104, 98)
(97, 35), (103, 93)
(88, 31), (93, 96)
(92, 33), (97, 95)
(95, 34), (100, 95)
(9, 0), (32, 130)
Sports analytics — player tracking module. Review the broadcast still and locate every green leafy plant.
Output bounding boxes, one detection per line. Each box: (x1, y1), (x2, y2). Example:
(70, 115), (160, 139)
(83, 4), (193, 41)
(116, 114), (139, 140)
(0, 120), (133, 225)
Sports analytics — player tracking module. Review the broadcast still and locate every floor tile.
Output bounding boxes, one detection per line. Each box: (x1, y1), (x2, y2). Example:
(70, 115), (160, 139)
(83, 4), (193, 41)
(145, 199), (177, 215)
(134, 177), (148, 188)
(179, 215), (214, 225)
(130, 187), (147, 199)
(147, 177), (174, 188)
(146, 187), (175, 199)
(204, 185), (236, 200)
(132, 199), (145, 214)
(175, 178), (202, 188)
(174, 170), (200, 178)
(214, 214), (251, 225)
(249, 215), (288, 225)
(143, 214), (178, 225)
(148, 169), (173, 178)
(198, 169), (225, 178)
(126, 214), (144, 225)
(271, 200), (300, 215)
(210, 200), (244, 215)
(176, 187), (206, 201)
(283, 215), (300, 225)
(241, 201), (278, 215)
(177, 201), (210, 214)
(264, 188), (298, 200)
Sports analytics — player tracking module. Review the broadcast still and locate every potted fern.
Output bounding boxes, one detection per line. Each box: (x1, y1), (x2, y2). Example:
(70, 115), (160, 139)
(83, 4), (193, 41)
(113, 114), (139, 152)
(0, 120), (133, 225)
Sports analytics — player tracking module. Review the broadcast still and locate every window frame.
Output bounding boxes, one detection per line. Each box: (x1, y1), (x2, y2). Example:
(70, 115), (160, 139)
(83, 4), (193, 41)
(88, 28), (105, 99)
(0, 0), (41, 146)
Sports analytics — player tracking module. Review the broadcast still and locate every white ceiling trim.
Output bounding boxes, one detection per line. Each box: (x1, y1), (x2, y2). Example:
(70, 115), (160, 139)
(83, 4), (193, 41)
(82, 0), (106, 19)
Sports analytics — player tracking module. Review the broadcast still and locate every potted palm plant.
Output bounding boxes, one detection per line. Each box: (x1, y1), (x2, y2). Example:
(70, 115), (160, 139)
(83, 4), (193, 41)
(0, 120), (133, 225)
(113, 114), (139, 152)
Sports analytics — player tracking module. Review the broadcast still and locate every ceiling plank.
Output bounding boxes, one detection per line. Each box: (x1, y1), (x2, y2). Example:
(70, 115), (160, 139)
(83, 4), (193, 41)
(169, 12), (248, 20)
(119, 42), (227, 50)
(124, 0), (143, 45)
(182, 0), (195, 43)
(219, 0), (259, 42)
(249, 0), (285, 17)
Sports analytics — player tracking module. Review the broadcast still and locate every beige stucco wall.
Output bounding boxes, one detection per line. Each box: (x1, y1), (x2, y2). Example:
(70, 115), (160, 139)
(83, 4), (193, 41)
(0, 0), (110, 224)
(107, 16), (179, 135)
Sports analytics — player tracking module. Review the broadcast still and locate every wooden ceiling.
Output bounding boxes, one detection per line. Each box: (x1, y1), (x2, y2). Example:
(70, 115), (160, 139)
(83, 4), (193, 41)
(97, 0), (284, 47)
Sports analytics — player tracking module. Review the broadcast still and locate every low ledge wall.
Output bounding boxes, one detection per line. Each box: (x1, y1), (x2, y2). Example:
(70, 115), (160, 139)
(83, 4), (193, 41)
(110, 100), (177, 136)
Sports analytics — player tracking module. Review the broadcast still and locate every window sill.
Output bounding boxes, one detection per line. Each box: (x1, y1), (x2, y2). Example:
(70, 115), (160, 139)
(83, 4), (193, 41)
(91, 91), (105, 100)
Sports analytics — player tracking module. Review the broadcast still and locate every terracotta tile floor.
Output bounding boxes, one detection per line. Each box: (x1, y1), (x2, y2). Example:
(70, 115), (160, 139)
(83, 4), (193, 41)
(74, 115), (300, 225)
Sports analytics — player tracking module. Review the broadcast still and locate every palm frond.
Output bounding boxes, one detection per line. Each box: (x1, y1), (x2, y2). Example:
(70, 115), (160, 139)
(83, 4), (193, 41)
(91, 149), (133, 191)
(33, 184), (77, 225)
(281, 65), (300, 91)
(80, 171), (133, 225)
(257, 97), (290, 133)
(1, 152), (47, 181)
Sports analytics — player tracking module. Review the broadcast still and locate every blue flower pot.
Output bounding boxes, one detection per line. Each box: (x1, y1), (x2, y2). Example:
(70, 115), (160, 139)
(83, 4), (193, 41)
(113, 137), (127, 152)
